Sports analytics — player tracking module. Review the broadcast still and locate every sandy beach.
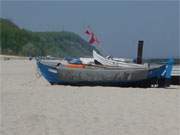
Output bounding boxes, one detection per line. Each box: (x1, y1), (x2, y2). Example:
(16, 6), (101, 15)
(0, 58), (180, 135)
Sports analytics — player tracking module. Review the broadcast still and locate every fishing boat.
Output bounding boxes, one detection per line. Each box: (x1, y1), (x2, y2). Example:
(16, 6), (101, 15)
(93, 50), (147, 68)
(36, 58), (174, 87)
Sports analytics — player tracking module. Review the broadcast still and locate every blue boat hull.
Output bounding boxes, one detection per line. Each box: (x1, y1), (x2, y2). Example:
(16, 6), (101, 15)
(36, 59), (173, 87)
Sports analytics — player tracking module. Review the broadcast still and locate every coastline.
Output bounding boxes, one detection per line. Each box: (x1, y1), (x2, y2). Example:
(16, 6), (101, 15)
(0, 54), (28, 60)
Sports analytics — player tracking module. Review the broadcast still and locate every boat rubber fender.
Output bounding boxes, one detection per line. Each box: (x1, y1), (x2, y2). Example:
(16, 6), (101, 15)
(65, 64), (85, 68)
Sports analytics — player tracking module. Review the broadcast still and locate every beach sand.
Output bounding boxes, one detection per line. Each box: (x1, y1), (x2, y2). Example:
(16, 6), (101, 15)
(0, 59), (180, 135)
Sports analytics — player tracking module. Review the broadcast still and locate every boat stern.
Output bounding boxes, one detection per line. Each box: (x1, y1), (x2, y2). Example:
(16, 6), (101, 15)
(147, 58), (174, 87)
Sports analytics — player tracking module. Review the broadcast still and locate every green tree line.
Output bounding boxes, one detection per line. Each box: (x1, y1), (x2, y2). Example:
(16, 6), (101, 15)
(0, 18), (97, 57)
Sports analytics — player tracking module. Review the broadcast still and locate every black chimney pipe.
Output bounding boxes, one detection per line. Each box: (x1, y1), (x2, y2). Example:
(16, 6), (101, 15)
(137, 40), (144, 64)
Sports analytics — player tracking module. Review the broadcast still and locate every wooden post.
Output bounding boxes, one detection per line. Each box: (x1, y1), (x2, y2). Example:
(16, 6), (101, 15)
(137, 40), (144, 64)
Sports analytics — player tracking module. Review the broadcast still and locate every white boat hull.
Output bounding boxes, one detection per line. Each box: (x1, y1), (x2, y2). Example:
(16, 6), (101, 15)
(93, 50), (147, 69)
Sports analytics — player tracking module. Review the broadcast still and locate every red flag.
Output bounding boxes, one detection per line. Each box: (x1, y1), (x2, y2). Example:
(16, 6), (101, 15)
(89, 33), (96, 44)
(85, 30), (91, 35)
(85, 28), (100, 45)
(89, 33), (100, 44)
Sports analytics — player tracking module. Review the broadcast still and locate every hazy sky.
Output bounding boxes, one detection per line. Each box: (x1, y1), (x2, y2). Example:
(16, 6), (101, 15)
(1, 1), (179, 58)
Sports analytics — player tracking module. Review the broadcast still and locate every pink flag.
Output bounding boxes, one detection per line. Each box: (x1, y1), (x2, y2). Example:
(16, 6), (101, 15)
(85, 30), (91, 35)
(85, 27), (100, 45)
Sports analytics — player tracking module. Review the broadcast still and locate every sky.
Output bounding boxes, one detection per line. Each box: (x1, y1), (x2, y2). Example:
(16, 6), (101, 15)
(1, 0), (179, 58)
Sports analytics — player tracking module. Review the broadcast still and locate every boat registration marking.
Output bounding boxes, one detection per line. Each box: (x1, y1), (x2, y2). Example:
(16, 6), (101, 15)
(48, 68), (58, 73)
